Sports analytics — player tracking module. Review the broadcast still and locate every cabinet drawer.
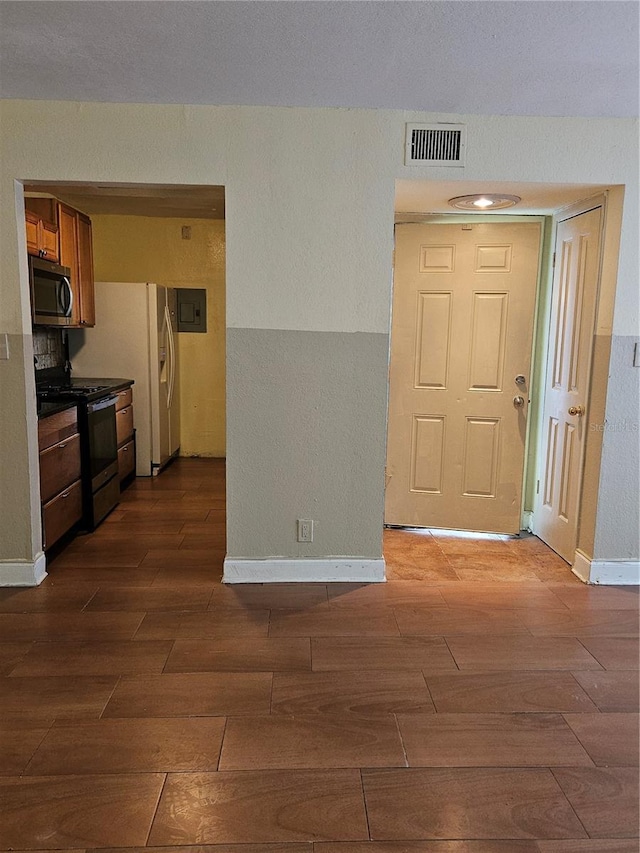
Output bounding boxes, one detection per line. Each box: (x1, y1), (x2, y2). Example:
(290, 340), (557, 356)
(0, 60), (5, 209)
(118, 439), (136, 481)
(38, 407), (78, 451)
(42, 479), (83, 550)
(115, 387), (133, 411)
(116, 405), (134, 445)
(39, 432), (81, 504)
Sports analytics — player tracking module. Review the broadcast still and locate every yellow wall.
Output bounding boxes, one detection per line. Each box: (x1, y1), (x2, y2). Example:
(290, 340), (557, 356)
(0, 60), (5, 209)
(91, 215), (226, 457)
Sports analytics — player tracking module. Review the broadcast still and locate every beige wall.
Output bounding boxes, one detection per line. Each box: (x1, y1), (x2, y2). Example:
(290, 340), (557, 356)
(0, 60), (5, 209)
(91, 215), (226, 457)
(0, 100), (637, 582)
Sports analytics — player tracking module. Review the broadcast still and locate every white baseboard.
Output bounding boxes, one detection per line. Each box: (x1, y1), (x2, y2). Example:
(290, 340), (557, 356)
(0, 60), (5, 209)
(521, 511), (534, 533)
(0, 552), (47, 586)
(223, 557), (386, 584)
(572, 549), (640, 585)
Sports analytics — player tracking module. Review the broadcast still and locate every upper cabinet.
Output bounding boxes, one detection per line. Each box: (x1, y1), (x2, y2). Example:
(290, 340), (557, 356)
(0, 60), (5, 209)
(26, 196), (96, 328)
(25, 198), (59, 263)
(58, 203), (96, 327)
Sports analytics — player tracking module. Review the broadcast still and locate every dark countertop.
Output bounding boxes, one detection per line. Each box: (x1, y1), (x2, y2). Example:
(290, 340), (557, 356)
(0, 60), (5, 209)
(37, 399), (78, 419)
(70, 377), (134, 394)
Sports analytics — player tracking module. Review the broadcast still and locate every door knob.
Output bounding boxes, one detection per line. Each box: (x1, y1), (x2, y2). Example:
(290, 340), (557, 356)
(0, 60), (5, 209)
(515, 375), (526, 385)
(513, 395), (525, 408)
(568, 405), (585, 417)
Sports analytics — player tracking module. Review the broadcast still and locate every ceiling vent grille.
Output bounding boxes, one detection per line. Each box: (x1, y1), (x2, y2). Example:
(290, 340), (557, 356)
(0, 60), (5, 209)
(405, 123), (466, 167)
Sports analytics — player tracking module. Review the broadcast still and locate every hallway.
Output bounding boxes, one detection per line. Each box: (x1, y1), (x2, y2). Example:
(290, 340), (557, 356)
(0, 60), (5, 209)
(0, 458), (638, 849)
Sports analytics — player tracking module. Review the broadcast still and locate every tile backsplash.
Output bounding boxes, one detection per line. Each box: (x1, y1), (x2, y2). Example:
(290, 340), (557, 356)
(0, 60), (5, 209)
(33, 327), (65, 371)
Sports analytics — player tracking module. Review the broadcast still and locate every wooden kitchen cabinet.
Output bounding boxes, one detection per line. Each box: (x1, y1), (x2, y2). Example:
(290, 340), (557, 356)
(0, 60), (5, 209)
(115, 386), (136, 486)
(38, 407), (83, 549)
(25, 198), (59, 263)
(57, 202), (96, 327)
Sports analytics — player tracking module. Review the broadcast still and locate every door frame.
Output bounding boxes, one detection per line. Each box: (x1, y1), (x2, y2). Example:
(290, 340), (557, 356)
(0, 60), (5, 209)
(388, 212), (548, 533)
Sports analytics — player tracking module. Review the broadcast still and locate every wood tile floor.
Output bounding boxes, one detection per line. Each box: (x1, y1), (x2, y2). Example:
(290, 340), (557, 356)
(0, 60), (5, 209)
(0, 458), (638, 851)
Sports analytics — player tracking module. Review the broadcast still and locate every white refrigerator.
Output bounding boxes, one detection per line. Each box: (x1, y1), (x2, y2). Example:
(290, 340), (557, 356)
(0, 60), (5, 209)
(69, 282), (180, 476)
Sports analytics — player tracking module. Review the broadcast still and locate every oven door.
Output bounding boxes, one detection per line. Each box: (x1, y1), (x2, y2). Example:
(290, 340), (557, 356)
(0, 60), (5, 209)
(87, 395), (119, 492)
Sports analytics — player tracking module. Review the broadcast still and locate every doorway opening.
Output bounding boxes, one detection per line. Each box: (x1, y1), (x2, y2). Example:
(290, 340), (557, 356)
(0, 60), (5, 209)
(385, 180), (621, 581)
(20, 180), (226, 568)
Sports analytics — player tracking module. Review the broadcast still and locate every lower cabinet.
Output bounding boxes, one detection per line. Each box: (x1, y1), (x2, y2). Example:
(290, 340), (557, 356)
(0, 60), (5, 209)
(38, 407), (83, 549)
(115, 385), (136, 487)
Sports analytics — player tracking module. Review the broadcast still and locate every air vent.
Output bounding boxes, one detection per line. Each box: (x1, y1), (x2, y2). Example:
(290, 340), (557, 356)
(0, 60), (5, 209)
(405, 123), (466, 167)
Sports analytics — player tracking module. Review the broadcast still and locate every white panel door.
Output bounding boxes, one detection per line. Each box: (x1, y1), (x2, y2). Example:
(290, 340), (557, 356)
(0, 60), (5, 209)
(535, 207), (602, 561)
(386, 222), (541, 534)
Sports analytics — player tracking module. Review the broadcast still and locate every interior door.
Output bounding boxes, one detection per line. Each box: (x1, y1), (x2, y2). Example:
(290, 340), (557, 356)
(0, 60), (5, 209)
(155, 284), (171, 468)
(386, 221), (541, 534)
(535, 206), (602, 561)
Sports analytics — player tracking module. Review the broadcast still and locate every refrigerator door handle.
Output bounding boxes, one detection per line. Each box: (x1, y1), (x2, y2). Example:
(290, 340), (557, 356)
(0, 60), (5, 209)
(165, 303), (176, 409)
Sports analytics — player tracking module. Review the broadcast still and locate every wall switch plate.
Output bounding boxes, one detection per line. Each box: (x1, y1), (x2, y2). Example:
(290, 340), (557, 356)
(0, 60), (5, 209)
(297, 518), (314, 543)
(0, 334), (9, 360)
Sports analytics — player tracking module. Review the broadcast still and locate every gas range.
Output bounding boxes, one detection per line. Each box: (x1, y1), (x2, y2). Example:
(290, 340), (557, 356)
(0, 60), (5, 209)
(36, 377), (131, 403)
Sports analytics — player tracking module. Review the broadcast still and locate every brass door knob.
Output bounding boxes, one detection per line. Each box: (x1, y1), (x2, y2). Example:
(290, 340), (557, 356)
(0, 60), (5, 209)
(513, 395), (525, 408)
(568, 405), (585, 416)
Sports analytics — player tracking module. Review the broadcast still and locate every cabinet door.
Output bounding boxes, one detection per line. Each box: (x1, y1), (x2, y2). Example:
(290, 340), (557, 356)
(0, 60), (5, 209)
(58, 204), (81, 325)
(77, 213), (95, 327)
(40, 220), (60, 262)
(25, 211), (40, 256)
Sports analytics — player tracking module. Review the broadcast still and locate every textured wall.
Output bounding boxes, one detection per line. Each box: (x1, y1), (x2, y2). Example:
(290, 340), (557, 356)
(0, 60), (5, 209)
(91, 215), (226, 457)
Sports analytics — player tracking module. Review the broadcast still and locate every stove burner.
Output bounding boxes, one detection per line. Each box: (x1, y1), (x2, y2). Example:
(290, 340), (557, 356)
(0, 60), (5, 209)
(37, 384), (111, 397)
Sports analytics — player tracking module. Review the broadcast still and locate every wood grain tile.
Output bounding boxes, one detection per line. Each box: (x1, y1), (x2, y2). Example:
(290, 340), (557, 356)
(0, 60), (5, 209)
(362, 767), (587, 840)
(219, 714), (406, 769)
(577, 637), (640, 670)
(326, 582), (446, 608)
(0, 720), (52, 775)
(148, 769), (369, 843)
(317, 843), (539, 853)
(9, 640), (173, 677)
(536, 840), (640, 852)
(44, 565), (160, 586)
(311, 637), (457, 672)
(141, 548), (223, 568)
(425, 672), (599, 713)
(563, 713), (640, 766)
(96, 519), (185, 534)
(385, 558), (458, 581)
(165, 637), (311, 672)
(516, 608), (639, 637)
(134, 609), (270, 639)
(269, 608), (399, 637)
(546, 585), (640, 610)
(50, 543), (149, 568)
(0, 675), (117, 720)
(572, 669), (640, 712)
(119, 507), (209, 522)
(150, 564), (224, 586)
(552, 766), (640, 837)
(0, 641), (32, 674)
(85, 586), (213, 611)
(178, 534), (227, 551)
(0, 611), (144, 642)
(99, 846), (312, 853)
(0, 585), (98, 613)
(26, 716), (225, 774)
(271, 671), (434, 717)
(393, 605), (529, 636)
(0, 774), (165, 849)
(445, 636), (604, 670)
(210, 583), (329, 610)
(103, 671), (272, 717)
(438, 582), (566, 610)
(397, 713), (593, 766)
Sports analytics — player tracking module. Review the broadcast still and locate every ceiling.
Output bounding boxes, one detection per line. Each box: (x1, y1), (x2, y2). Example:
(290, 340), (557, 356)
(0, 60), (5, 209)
(1, 1), (638, 118)
(25, 183), (225, 220)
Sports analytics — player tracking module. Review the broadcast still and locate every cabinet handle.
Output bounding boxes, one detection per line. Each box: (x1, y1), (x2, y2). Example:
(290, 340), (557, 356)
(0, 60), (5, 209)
(61, 491), (70, 498)
(58, 442), (67, 449)
(122, 445), (129, 452)
(120, 408), (129, 415)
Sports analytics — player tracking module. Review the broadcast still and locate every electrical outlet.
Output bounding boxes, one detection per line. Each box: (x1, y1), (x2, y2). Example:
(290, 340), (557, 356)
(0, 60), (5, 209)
(297, 518), (314, 543)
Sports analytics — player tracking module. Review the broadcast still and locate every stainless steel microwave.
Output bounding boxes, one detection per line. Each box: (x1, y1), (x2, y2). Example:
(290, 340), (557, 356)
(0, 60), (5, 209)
(29, 256), (73, 326)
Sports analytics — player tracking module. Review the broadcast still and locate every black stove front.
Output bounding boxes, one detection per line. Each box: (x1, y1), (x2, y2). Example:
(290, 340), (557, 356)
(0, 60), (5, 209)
(37, 378), (120, 530)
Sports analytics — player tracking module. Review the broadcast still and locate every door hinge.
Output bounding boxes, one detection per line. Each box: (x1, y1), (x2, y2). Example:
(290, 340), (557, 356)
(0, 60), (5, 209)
(536, 479), (540, 495)
(552, 252), (556, 269)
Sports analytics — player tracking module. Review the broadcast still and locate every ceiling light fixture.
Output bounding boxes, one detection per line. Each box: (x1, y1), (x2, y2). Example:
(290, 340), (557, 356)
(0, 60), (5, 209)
(448, 193), (521, 211)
